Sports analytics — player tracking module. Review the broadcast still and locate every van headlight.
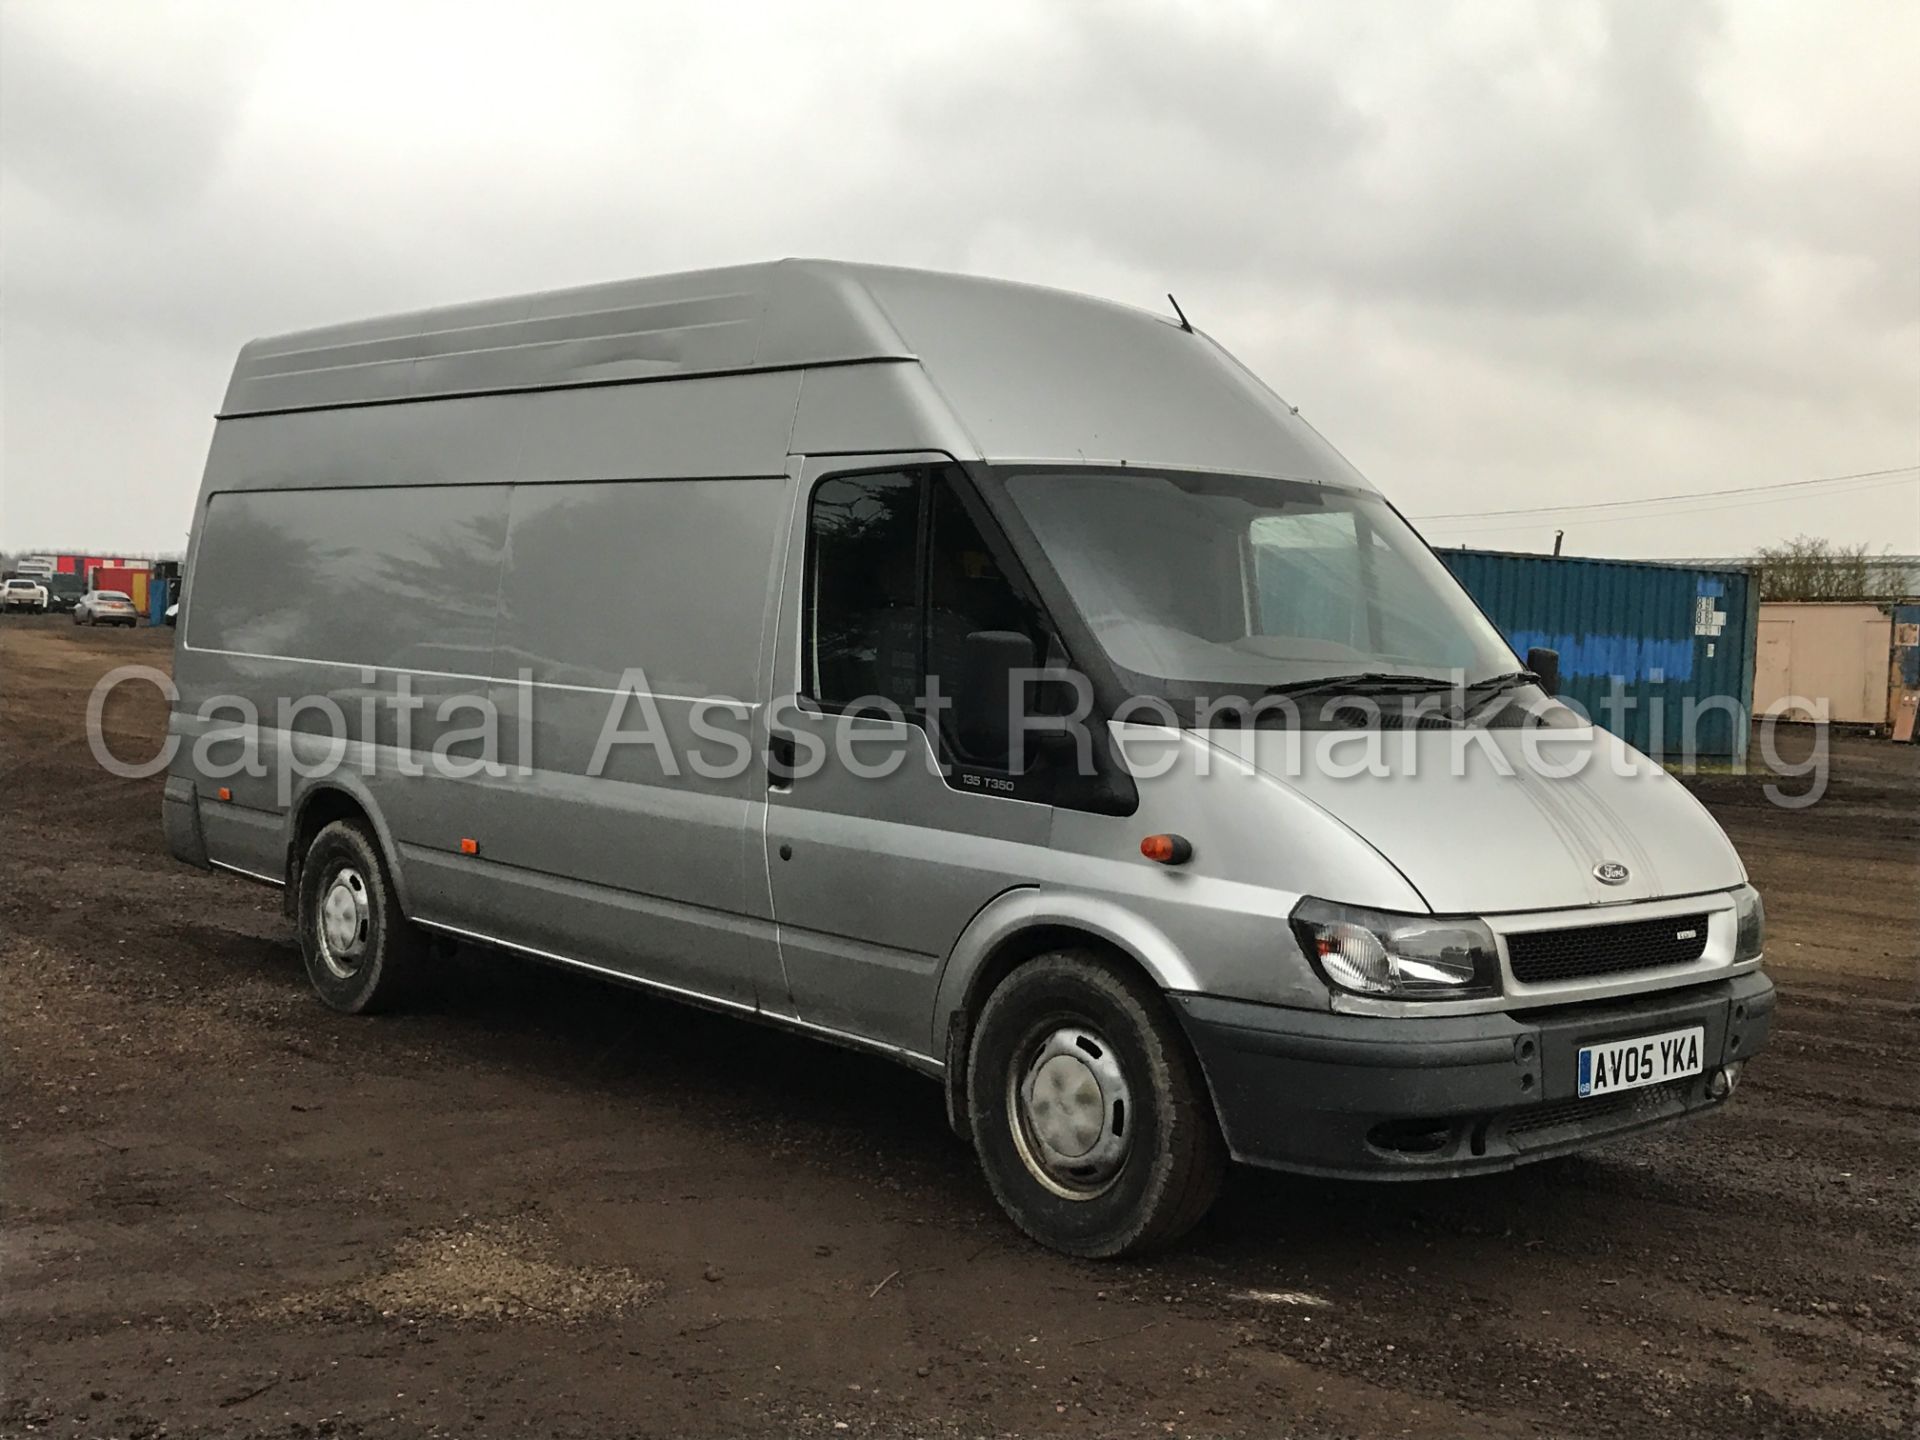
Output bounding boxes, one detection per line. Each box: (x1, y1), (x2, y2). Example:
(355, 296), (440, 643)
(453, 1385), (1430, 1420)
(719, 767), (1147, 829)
(1732, 884), (1765, 961)
(1290, 898), (1502, 999)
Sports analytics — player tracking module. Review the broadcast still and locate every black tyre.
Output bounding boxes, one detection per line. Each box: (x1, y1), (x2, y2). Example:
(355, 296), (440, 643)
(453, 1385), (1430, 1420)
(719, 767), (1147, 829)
(966, 950), (1226, 1258)
(295, 819), (424, 1014)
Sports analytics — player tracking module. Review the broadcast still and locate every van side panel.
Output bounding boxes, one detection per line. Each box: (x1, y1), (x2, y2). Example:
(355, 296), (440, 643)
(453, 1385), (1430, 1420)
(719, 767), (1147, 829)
(176, 484), (509, 905)
(202, 370), (802, 489)
(464, 475), (792, 1006)
(187, 486), (506, 672)
(495, 478), (782, 695)
(172, 374), (805, 1002)
(169, 390), (539, 887)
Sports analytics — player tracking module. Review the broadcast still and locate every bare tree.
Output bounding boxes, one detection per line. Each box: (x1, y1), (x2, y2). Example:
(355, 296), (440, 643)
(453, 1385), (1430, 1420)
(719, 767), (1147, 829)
(1752, 535), (1899, 600)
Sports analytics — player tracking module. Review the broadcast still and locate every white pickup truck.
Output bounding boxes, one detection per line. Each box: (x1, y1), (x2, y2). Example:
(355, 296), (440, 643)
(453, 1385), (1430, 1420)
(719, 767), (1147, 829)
(2, 577), (50, 612)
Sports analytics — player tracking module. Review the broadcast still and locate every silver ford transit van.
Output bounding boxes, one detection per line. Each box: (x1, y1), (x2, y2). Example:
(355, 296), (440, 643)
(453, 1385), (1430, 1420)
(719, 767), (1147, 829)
(163, 261), (1772, 1256)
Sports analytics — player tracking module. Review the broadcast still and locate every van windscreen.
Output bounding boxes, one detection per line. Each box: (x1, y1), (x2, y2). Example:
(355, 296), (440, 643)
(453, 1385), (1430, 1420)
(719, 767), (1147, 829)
(997, 467), (1516, 704)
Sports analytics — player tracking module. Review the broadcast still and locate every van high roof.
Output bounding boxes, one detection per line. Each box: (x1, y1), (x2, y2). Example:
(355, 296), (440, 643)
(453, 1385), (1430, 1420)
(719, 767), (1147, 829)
(219, 259), (1370, 487)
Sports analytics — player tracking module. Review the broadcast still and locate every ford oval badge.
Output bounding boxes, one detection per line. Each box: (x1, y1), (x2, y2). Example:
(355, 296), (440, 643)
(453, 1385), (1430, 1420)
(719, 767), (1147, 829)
(1593, 861), (1630, 886)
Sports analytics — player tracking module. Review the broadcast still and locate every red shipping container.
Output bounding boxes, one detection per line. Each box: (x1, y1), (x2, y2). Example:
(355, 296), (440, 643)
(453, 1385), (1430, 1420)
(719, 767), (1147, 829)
(93, 565), (145, 602)
(81, 559), (155, 587)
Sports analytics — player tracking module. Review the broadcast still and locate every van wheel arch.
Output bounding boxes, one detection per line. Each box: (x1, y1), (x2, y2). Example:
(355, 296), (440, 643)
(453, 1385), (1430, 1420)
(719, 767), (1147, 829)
(285, 787), (406, 918)
(961, 946), (1227, 1255)
(943, 927), (1186, 1144)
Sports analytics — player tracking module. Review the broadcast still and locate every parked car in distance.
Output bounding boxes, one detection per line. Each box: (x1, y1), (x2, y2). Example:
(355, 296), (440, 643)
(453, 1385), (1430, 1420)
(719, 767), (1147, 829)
(2, 576), (49, 612)
(74, 589), (140, 627)
(42, 577), (85, 615)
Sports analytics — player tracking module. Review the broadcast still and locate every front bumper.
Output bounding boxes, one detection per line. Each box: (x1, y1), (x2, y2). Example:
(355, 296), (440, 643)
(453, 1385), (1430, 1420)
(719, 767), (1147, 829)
(1172, 972), (1773, 1179)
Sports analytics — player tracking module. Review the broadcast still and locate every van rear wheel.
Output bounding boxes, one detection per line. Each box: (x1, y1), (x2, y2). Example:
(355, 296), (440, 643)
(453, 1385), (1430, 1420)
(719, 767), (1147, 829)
(966, 951), (1226, 1258)
(296, 819), (423, 1014)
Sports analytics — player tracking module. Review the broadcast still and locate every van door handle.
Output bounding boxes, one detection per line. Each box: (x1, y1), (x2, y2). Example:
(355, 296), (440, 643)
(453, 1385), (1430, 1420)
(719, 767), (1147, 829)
(766, 730), (799, 787)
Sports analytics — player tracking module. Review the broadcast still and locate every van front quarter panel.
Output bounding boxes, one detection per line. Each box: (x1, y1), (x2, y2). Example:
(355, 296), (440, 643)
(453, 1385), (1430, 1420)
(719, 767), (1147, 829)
(932, 723), (1432, 1046)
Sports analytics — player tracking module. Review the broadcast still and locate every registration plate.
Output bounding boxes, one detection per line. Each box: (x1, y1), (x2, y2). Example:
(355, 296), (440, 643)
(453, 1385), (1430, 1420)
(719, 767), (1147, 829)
(1577, 1026), (1704, 1098)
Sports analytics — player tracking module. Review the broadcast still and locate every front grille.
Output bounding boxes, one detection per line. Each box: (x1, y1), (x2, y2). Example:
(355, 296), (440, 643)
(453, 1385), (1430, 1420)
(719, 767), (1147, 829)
(1505, 912), (1710, 984)
(1504, 1080), (1685, 1140)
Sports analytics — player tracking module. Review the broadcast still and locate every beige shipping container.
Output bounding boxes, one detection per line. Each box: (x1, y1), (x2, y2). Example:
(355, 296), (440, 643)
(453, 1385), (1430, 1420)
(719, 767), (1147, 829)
(1753, 601), (1893, 724)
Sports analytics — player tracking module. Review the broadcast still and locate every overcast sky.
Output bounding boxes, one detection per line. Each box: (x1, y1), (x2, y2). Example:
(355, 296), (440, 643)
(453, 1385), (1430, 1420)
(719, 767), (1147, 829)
(3, 0), (1915, 559)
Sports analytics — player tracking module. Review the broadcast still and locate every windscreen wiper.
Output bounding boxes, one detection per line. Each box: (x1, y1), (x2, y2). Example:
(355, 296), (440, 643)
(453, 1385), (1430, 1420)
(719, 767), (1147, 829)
(1258, 672), (1457, 700)
(1463, 669), (1539, 698)
(1460, 668), (1541, 710)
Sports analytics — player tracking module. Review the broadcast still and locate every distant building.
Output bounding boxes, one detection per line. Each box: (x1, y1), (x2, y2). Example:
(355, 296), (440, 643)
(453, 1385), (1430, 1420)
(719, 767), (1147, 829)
(1865, 555), (1920, 596)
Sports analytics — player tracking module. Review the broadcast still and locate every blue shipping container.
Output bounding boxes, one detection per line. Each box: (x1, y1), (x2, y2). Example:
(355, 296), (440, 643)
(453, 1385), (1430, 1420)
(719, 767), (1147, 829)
(1439, 549), (1758, 763)
(1893, 604), (1920, 691)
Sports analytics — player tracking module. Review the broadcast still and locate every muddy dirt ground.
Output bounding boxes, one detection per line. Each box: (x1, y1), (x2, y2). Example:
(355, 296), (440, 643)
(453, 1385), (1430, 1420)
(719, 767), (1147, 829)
(3, 616), (1914, 1438)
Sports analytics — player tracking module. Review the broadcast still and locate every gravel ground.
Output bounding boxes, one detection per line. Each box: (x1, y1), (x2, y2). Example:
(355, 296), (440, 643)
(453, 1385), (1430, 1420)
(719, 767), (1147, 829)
(3, 614), (1915, 1439)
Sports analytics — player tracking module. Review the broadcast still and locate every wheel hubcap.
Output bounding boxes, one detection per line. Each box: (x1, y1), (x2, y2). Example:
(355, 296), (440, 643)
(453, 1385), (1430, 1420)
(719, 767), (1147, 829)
(1008, 1025), (1133, 1199)
(317, 866), (370, 978)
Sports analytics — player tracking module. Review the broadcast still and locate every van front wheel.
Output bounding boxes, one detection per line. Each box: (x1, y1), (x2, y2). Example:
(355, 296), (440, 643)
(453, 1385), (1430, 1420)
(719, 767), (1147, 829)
(296, 819), (423, 1014)
(966, 951), (1225, 1257)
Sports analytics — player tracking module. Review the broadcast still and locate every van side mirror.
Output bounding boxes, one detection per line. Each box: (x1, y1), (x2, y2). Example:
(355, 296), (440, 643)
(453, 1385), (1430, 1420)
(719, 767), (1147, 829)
(1526, 646), (1561, 698)
(956, 629), (1036, 762)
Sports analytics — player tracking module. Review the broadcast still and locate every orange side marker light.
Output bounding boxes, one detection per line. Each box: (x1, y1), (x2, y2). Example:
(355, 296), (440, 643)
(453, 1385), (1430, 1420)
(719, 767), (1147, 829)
(216, 787), (232, 801)
(1140, 833), (1192, 865)
(459, 837), (479, 856)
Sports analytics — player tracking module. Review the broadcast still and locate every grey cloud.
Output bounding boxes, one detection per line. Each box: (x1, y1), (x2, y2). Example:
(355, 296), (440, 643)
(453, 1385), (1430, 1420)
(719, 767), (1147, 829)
(1, 0), (1913, 559)
(0, 5), (248, 219)
(879, 2), (1741, 317)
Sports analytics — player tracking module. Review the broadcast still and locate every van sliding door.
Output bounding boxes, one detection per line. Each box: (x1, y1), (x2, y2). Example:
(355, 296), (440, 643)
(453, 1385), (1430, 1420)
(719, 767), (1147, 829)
(470, 476), (792, 1008)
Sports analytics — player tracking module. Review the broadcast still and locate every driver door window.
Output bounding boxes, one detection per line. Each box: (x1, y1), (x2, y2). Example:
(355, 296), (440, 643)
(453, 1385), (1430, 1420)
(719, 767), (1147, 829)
(807, 469), (922, 713)
(805, 465), (1044, 772)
